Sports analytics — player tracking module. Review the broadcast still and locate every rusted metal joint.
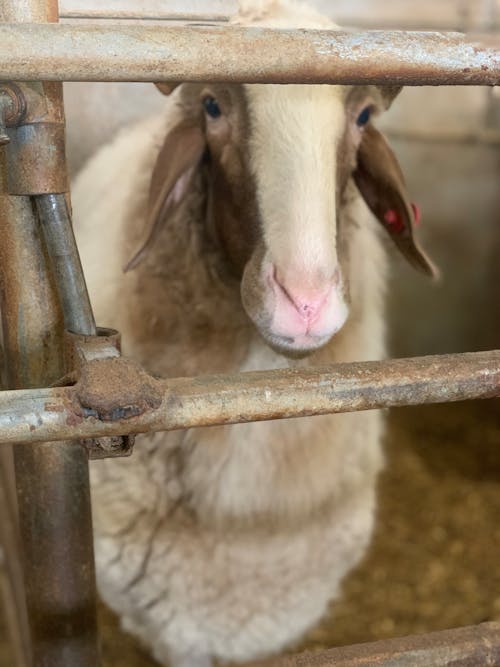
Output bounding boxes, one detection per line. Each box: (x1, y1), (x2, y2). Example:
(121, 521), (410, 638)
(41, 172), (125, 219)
(63, 328), (155, 459)
(0, 80), (67, 194)
(0, 83), (26, 145)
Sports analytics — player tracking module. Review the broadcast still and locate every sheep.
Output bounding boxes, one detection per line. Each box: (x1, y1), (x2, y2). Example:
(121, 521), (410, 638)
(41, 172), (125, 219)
(72, 1), (435, 665)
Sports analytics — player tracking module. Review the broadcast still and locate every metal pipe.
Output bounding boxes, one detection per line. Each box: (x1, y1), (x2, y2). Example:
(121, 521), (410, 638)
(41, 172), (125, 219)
(0, 1), (100, 664)
(0, 81), (68, 196)
(0, 448), (31, 667)
(0, 350), (496, 448)
(0, 194), (60, 667)
(60, 10), (230, 22)
(0, 195), (99, 666)
(0, 196), (64, 387)
(0, 24), (498, 85)
(14, 441), (99, 667)
(251, 622), (500, 667)
(36, 194), (96, 336)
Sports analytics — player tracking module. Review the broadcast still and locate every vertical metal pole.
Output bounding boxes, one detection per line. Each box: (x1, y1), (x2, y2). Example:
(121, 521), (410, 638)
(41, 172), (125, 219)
(35, 194), (97, 337)
(0, 448), (31, 667)
(0, 1), (100, 666)
(0, 199), (100, 666)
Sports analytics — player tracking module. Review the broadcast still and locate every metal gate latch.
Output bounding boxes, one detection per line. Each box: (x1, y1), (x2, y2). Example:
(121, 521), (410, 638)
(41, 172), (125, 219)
(63, 328), (162, 459)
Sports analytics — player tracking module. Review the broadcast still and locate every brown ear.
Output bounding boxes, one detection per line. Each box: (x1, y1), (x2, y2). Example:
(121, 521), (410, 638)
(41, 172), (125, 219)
(378, 86), (402, 109)
(125, 120), (206, 271)
(155, 83), (180, 96)
(353, 125), (438, 278)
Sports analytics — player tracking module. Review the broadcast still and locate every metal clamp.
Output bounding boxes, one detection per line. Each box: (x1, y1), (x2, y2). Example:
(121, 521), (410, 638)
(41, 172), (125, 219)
(0, 83), (26, 146)
(64, 328), (137, 459)
(0, 81), (67, 194)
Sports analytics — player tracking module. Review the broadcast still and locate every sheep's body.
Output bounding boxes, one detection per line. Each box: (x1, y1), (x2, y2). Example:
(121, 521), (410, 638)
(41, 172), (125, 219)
(70, 1), (408, 663)
(74, 102), (387, 664)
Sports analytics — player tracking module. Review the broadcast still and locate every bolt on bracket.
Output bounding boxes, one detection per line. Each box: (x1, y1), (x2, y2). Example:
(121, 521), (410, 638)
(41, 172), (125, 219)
(63, 328), (142, 460)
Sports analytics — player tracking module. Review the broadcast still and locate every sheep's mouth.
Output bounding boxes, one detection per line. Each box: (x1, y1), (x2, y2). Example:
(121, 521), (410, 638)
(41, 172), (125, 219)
(263, 330), (335, 359)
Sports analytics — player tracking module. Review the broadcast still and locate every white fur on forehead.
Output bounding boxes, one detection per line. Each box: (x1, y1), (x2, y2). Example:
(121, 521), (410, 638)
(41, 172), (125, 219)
(234, 0), (337, 29)
(246, 84), (346, 283)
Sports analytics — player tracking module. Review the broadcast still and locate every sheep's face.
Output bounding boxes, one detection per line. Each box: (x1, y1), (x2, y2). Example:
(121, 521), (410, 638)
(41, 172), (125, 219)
(133, 82), (435, 356)
(191, 83), (362, 355)
(242, 84), (369, 354)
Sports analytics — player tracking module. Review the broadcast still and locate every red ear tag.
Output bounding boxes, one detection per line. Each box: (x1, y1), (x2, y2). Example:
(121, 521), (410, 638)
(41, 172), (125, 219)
(411, 203), (421, 226)
(384, 209), (405, 233)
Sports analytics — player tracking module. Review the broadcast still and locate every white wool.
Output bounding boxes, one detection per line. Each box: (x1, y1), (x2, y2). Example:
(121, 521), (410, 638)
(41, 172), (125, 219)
(71, 2), (389, 665)
(74, 118), (386, 667)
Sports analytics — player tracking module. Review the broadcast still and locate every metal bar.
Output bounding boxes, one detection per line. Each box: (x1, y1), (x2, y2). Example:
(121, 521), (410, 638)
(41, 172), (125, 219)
(0, 195), (99, 667)
(0, 194), (62, 667)
(0, 24), (498, 85)
(0, 448), (31, 667)
(0, 350), (496, 448)
(57, 9), (500, 34)
(36, 194), (96, 336)
(14, 441), (99, 667)
(0, 196), (64, 387)
(60, 10), (230, 22)
(0, 81), (68, 196)
(0, 1), (100, 665)
(251, 622), (500, 667)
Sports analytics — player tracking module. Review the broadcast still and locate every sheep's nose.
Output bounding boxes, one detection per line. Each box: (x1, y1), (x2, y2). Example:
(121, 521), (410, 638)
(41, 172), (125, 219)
(273, 269), (337, 324)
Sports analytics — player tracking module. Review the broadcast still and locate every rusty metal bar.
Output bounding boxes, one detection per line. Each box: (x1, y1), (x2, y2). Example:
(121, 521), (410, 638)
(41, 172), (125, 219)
(0, 350), (496, 448)
(0, 448), (31, 667)
(36, 194), (96, 336)
(0, 194), (99, 667)
(251, 622), (500, 667)
(60, 9), (230, 22)
(0, 24), (498, 85)
(0, 1), (100, 665)
(0, 81), (68, 196)
(13, 441), (99, 667)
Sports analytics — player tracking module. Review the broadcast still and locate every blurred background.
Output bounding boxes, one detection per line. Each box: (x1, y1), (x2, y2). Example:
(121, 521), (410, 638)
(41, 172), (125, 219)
(1, 1), (499, 665)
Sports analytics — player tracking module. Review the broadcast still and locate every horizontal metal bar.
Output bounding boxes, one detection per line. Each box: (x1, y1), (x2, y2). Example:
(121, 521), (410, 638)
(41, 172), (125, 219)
(0, 24), (498, 84)
(0, 350), (497, 447)
(60, 10), (229, 22)
(251, 622), (500, 667)
(57, 10), (500, 34)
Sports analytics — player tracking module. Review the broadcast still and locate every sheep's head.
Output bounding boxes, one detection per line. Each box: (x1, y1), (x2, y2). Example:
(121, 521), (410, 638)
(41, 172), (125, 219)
(127, 79), (435, 356)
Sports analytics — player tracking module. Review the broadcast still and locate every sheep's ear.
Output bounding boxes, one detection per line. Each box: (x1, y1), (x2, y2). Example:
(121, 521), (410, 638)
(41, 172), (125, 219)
(155, 83), (180, 96)
(353, 125), (438, 278)
(378, 85), (402, 109)
(125, 120), (206, 271)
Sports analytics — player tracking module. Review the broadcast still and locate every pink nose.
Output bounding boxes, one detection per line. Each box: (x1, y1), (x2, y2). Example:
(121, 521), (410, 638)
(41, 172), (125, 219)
(273, 271), (333, 324)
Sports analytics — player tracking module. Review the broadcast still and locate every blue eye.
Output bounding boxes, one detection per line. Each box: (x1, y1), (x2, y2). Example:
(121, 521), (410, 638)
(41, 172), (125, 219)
(356, 106), (372, 127)
(203, 96), (221, 119)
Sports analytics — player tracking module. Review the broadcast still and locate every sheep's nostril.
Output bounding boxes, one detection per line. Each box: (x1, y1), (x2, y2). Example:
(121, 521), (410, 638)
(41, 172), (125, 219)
(272, 268), (334, 322)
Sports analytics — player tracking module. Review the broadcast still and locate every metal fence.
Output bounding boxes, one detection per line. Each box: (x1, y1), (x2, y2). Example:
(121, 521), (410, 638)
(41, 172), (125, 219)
(0, 0), (499, 665)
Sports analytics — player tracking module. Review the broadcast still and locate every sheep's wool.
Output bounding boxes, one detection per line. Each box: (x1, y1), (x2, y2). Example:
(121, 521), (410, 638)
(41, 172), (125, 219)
(71, 1), (394, 665)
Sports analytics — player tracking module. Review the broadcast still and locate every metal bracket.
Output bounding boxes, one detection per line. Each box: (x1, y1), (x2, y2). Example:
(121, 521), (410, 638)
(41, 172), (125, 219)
(64, 328), (137, 460)
(0, 83), (26, 145)
(0, 81), (68, 195)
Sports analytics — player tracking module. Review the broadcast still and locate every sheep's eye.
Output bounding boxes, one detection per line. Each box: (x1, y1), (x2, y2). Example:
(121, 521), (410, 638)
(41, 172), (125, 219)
(203, 96), (221, 119)
(356, 106), (372, 127)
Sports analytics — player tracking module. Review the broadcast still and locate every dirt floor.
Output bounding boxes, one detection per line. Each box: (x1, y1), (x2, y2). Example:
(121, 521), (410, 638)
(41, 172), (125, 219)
(1, 399), (499, 665)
